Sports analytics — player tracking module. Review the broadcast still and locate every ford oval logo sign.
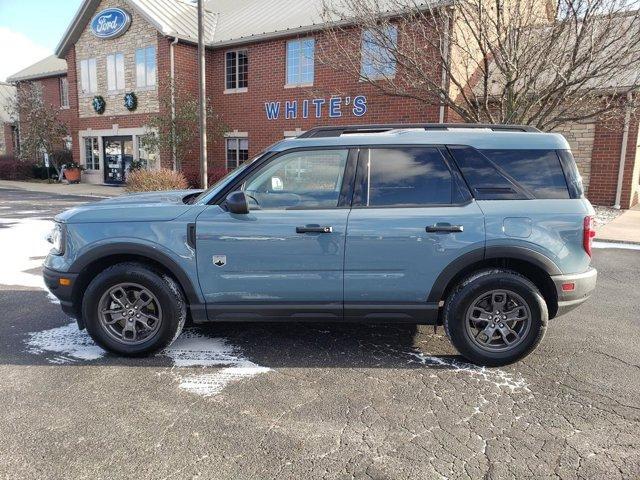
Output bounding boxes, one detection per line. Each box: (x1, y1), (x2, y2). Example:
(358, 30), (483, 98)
(90, 8), (131, 39)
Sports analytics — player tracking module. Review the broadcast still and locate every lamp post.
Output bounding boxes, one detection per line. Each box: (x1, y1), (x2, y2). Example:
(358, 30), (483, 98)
(197, 0), (208, 188)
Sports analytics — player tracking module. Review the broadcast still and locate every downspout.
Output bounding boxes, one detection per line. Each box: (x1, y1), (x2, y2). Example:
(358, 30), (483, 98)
(439, 10), (451, 123)
(170, 36), (179, 171)
(614, 91), (633, 209)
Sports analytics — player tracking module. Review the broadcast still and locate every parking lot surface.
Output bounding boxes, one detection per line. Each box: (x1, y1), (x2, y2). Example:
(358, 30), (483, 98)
(0, 188), (638, 479)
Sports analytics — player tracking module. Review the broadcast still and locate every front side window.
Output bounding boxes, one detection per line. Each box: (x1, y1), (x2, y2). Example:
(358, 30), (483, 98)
(361, 26), (398, 80)
(84, 137), (100, 170)
(286, 38), (315, 86)
(226, 50), (248, 90)
(136, 46), (157, 88)
(242, 149), (349, 209)
(362, 148), (457, 206)
(107, 53), (125, 91)
(59, 76), (69, 108)
(80, 58), (97, 94)
(226, 138), (249, 170)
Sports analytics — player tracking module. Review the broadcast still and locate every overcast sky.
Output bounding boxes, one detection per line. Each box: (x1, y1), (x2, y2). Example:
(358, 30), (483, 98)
(0, 0), (83, 81)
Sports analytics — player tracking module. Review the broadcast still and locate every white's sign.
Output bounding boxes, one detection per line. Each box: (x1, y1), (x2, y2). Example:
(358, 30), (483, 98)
(265, 95), (367, 121)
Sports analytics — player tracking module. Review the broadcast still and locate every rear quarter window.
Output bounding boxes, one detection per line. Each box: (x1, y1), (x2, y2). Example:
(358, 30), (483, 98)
(480, 149), (570, 199)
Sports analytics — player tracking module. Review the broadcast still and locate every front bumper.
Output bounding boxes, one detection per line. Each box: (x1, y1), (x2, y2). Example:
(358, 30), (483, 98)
(552, 267), (597, 317)
(43, 267), (80, 320)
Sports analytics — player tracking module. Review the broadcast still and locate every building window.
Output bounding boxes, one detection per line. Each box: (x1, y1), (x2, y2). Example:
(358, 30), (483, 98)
(84, 137), (100, 170)
(225, 50), (248, 91)
(137, 136), (158, 170)
(59, 77), (69, 108)
(136, 46), (157, 88)
(286, 38), (315, 86)
(226, 138), (249, 170)
(361, 26), (398, 80)
(80, 58), (97, 94)
(107, 53), (125, 91)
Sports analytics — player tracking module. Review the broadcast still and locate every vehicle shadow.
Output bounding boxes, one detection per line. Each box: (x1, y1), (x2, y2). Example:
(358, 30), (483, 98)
(1, 288), (464, 370)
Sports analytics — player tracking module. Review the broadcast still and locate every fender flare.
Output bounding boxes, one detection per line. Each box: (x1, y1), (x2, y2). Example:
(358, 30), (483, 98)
(69, 242), (203, 306)
(427, 245), (561, 303)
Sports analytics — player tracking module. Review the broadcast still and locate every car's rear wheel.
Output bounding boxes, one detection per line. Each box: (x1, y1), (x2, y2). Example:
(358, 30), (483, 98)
(443, 269), (548, 366)
(82, 263), (186, 356)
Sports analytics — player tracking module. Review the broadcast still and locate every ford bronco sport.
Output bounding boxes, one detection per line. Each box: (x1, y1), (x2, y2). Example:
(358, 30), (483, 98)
(44, 124), (597, 366)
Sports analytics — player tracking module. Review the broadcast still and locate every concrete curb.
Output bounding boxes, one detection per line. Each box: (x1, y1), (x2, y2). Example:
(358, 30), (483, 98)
(594, 238), (640, 247)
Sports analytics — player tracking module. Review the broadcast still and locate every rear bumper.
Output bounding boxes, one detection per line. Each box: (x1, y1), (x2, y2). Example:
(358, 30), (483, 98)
(552, 267), (597, 317)
(43, 267), (80, 320)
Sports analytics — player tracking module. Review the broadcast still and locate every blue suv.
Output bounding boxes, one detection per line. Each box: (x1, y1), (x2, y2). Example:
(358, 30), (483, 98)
(43, 124), (597, 366)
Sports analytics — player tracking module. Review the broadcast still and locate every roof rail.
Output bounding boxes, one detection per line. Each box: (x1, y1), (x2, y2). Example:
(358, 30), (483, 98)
(298, 123), (540, 138)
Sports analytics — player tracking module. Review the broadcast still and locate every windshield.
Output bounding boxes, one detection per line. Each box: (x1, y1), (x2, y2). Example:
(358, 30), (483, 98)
(193, 153), (269, 204)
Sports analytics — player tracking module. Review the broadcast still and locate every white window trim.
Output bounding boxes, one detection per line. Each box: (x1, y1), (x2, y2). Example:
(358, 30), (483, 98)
(59, 77), (69, 109)
(224, 130), (249, 138)
(285, 37), (315, 88)
(136, 45), (157, 89)
(225, 49), (248, 92)
(79, 58), (98, 96)
(83, 136), (100, 171)
(106, 52), (126, 93)
(284, 128), (306, 138)
(225, 136), (249, 170)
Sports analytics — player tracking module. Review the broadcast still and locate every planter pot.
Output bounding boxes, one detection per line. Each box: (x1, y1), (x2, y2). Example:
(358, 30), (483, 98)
(65, 168), (81, 184)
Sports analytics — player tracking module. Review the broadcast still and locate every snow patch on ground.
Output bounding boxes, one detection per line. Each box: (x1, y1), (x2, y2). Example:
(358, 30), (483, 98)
(163, 330), (271, 397)
(0, 217), (55, 294)
(23, 324), (269, 397)
(408, 351), (529, 392)
(26, 323), (105, 363)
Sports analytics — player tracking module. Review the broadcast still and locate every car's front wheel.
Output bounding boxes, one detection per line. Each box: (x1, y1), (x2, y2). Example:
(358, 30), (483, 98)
(82, 262), (186, 356)
(443, 269), (548, 366)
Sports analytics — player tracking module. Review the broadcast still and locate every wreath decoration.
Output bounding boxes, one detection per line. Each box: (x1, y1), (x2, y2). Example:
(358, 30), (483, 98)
(124, 92), (138, 112)
(92, 95), (106, 114)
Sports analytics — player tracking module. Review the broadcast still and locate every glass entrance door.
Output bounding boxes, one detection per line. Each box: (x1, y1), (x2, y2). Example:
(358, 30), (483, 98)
(103, 136), (133, 184)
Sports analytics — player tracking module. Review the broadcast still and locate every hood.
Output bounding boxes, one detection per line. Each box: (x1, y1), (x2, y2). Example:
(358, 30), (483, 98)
(56, 190), (203, 224)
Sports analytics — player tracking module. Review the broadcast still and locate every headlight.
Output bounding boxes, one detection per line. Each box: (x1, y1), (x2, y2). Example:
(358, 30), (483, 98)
(47, 223), (65, 255)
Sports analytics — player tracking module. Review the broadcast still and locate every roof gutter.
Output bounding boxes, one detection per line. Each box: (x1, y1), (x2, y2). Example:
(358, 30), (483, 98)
(614, 91), (634, 209)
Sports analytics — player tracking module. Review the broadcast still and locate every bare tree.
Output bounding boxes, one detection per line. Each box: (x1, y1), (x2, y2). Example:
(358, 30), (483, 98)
(319, 0), (640, 130)
(141, 74), (226, 173)
(6, 82), (68, 167)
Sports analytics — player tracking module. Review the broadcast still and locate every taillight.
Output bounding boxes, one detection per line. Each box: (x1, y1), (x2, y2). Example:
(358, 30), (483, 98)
(583, 216), (596, 257)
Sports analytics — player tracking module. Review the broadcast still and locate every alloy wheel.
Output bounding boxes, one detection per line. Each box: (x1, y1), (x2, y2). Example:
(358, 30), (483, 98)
(97, 283), (163, 345)
(464, 289), (531, 352)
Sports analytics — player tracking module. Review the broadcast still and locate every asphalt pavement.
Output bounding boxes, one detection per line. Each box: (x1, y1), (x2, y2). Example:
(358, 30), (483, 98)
(0, 187), (638, 480)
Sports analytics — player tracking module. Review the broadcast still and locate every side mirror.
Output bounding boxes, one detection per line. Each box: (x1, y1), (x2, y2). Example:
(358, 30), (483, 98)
(226, 191), (249, 214)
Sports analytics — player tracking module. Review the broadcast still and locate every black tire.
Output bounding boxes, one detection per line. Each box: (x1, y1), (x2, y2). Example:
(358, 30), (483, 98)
(443, 269), (548, 366)
(82, 262), (186, 356)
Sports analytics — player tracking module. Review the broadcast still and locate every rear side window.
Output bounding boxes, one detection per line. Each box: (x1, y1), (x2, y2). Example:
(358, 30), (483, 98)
(448, 146), (527, 200)
(481, 149), (570, 199)
(361, 147), (468, 207)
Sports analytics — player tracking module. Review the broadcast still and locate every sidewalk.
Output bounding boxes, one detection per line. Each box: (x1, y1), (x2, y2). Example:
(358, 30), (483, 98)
(0, 180), (124, 198)
(597, 204), (640, 245)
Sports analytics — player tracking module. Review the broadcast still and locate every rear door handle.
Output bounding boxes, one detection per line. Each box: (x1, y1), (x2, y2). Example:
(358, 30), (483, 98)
(426, 224), (464, 233)
(296, 225), (333, 234)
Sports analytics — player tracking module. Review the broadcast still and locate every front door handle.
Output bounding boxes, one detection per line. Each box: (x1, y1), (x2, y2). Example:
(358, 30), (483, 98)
(296, 225), (333, 234)
(426, 224), (464, 233)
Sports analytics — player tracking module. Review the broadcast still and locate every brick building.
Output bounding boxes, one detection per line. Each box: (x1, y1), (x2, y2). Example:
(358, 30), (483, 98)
(6, 0), (640, 207)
